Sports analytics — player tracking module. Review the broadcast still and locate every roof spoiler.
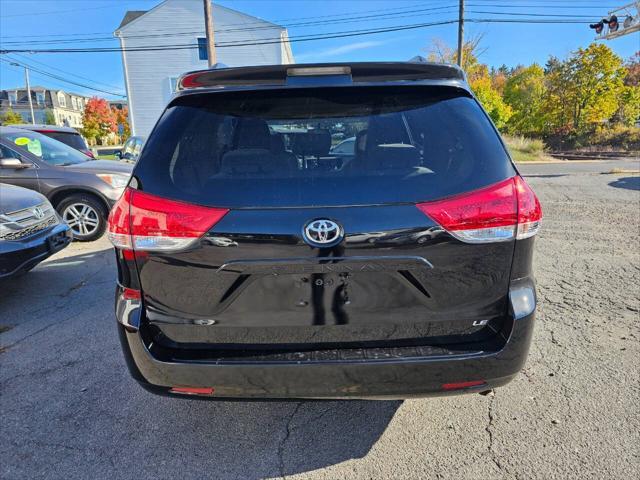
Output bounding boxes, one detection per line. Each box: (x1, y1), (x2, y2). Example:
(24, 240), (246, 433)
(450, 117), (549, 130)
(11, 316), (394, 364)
(177, 62), (465, 91)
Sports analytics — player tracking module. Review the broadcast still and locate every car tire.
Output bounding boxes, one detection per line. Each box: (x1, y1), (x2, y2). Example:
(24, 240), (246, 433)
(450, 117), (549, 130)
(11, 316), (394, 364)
(57, 194), (107, 242)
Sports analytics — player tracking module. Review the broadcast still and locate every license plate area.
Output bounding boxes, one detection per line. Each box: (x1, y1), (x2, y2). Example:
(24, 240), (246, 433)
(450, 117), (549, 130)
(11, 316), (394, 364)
(209, 256), (434, 327)
(47, 230), (70, 252)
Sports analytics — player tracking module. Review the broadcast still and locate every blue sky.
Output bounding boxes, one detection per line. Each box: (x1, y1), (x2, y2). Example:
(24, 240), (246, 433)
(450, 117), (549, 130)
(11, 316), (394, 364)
(0, 0), (638, 99)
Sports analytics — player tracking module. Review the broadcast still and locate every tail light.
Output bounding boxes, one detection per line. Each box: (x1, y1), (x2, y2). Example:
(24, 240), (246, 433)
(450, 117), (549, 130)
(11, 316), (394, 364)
(107, 187), (229, 252)
(416, 176), (541, 243)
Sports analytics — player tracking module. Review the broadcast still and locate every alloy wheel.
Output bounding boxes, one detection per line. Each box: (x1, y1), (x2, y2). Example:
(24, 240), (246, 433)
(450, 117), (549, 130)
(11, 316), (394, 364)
(62, 202), (100, 237)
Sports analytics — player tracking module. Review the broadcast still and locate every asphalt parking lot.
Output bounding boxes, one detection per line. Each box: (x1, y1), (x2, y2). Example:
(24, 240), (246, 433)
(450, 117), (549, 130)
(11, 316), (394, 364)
(1, 160), (639, 480)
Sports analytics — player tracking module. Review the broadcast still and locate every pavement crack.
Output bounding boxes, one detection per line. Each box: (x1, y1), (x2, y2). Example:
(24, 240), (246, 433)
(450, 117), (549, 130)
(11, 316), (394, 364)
(304, 405), (335, 426)
(485, 392), (504, 473)
(277, 401), (303, 479)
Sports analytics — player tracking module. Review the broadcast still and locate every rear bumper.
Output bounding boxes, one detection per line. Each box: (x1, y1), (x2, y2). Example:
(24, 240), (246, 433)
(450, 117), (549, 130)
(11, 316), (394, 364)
(0, 223), (72, 279)
(116, 280), (536, 400)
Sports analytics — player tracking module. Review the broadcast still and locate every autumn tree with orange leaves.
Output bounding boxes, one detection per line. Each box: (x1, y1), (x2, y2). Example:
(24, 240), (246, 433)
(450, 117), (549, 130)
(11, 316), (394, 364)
(81, 97), (116, 144)
(111, 106), (131, 140)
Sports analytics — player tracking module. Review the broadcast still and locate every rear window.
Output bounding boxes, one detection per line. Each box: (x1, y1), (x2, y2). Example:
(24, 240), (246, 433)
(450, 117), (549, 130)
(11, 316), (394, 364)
(135, 87), (514, 208)
(41, 131), (88, 151)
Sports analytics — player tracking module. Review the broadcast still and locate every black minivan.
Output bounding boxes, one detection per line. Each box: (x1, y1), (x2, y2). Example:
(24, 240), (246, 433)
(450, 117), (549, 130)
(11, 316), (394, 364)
(109, 63), (542, 399)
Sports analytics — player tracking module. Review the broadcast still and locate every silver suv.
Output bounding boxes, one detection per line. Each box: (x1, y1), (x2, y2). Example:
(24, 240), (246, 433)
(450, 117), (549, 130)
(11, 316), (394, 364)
(0, 183), (72, 278)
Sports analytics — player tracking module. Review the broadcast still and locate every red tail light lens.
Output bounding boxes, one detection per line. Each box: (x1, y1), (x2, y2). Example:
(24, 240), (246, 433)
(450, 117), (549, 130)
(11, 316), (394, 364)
(121, 287), (141, 300)
(513, 175), (542, 240)
(107, 188), (133, 249)
(416, 176), (541, 243)
(107, 187), (229, 252)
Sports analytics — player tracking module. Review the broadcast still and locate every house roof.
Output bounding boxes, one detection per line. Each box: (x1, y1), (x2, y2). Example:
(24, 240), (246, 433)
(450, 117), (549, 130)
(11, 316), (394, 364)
(3, 85), (47, 91)
(116, 1), (284, 33)
(118, 10), (147, 29)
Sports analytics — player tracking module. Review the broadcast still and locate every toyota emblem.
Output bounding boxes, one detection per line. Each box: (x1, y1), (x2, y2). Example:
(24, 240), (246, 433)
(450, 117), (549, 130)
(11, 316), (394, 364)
(303, 219), (343, 247)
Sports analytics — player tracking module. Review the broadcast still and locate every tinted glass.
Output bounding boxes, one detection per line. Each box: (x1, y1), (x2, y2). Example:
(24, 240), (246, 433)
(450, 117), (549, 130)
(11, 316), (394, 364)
(123, 138), (135, 154)
(2, 130), (89, 165)
(42, 131), (88, 151)
(331, 138), (355, 154)
(135, 87), (514, 208)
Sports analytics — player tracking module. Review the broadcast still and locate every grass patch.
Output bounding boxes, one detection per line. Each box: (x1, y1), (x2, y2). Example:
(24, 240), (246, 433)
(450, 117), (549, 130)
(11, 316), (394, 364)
(503, 135), (553, 162)
(97, 154), (116, 160)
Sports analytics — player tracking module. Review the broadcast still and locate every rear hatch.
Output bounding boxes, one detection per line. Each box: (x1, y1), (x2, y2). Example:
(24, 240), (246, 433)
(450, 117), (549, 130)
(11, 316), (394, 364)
(124, 86), (517, 351)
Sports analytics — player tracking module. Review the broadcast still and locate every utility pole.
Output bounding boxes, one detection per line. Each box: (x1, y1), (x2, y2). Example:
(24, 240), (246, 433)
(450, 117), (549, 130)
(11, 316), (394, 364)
(10, 62), (35, 124)
(203, 0), (217, 67)
(457, 0), (464, 67)
(24, 67), (35, 124)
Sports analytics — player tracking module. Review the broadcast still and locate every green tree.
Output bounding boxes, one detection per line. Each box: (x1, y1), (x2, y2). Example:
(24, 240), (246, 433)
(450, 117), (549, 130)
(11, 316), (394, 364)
(470, 75), (513, 129)
(545, 43), (626, 134)
(504, 64), (546, 135)
(624, 52), (640, 87)
(616, 85), (640, 127)
(44, 109), (56, 125)
(615, 53), (640, 126)
(0, 109), (24, 125)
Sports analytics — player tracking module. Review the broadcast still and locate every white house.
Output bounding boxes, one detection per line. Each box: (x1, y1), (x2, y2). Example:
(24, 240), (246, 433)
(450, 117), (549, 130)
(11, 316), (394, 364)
(114, 0), (294, 137)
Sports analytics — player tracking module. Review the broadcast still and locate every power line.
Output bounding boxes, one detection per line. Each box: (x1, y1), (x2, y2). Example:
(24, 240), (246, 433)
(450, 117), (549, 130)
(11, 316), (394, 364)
(467, 10), (596, 18)
(0, 2), (456, 39)
(0, 61), (87, 93)
(0, 2), (618, 43)
(0, 4), (461, 45)
(0, 57), (126, 97)
(10, 53), (125, 91)
(0, 17), (595, 55)
(0, 4), (115, 18)
(0, 19), (460, 53)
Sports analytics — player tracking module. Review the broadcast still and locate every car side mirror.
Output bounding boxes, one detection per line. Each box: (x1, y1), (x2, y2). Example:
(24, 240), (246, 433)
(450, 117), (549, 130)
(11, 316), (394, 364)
(0, 158), (29, 169)
(114, 151), (122, 159)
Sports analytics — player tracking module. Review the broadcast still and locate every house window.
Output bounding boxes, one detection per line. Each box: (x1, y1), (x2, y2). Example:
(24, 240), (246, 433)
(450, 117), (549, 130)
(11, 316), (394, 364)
(57, 92), (66, 108)
(197, 37), (208, 61)
(8, 91), (17, 104)
(72, 97), (78, 110)
(169, 77), (178, 93)
(77, 98), (83, 109)
(36, 92), (45, 105)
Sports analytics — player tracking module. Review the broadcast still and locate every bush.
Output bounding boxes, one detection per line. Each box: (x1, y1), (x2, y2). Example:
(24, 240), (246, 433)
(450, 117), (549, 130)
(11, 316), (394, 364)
(544, 125), (640, 151)
(503, 135), (552, 162)
(589, 125), (640, 150)
(505, 135), (546, 154)
(0, 109), (24, 125)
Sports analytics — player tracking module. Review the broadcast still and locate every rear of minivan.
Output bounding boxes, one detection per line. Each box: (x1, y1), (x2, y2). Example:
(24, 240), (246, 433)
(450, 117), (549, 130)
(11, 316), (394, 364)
(109, 63), (541, 399)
